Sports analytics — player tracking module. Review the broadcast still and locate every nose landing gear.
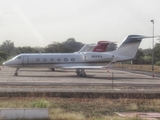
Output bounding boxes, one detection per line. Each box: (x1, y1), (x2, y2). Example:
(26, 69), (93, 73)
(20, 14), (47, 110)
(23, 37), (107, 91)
(14, 68), (20, 76)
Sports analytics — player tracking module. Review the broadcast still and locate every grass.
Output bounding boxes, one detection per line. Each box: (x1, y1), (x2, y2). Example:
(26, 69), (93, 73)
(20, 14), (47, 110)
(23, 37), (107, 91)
(30, 99), (50, 108)
(0, 97), (159, 120)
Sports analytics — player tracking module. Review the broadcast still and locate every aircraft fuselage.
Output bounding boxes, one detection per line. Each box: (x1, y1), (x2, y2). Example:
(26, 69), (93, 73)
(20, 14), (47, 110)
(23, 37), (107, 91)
(3, 35), (152, 77)
(4, 52), (114, 68)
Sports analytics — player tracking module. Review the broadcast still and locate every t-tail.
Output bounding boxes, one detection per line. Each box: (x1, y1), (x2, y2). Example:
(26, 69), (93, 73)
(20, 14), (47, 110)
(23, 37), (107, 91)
(111, 35), (153, 62)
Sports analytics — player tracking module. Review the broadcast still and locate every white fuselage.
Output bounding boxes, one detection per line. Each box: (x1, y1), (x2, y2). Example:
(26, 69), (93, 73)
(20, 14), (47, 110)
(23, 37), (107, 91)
(4, 52), (114, 68)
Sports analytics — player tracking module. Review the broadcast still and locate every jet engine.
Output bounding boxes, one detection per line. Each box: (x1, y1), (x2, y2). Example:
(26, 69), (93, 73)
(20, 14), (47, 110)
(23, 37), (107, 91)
(83, 53), (114, 62)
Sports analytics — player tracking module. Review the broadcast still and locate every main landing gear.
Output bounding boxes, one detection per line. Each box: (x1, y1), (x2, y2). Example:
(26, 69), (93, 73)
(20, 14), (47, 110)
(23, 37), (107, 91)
(76, 68), (86, 77)
(50, 68), (55, 71)
(14, 68), (20, 76)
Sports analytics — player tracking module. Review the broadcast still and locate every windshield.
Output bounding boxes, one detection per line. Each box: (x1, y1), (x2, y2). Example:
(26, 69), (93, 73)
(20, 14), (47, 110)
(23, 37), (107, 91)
(12, 55), (21, 60)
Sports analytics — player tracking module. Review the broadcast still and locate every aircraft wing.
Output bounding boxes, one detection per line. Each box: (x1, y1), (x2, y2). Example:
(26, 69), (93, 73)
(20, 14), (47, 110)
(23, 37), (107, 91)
(61, 66), (106, 69)
(54, 57), (117, 69)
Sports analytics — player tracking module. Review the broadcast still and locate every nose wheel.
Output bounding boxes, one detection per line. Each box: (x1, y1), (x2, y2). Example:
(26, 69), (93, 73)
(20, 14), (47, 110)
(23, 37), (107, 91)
(76, 68), (86, 77)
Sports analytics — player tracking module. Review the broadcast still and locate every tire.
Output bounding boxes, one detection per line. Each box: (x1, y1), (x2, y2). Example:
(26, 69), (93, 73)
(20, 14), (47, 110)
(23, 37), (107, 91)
(14, 73), (18, 76)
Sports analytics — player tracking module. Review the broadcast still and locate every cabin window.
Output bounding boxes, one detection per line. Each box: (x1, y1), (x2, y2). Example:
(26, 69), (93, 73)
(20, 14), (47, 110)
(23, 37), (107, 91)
(50, 58), (54, 62)
(64, 58), (68, 62)
(71, 58), (75, 62)
(17, 56), (21, 59)
(57, 58), (61, 61)
(36, 58), (40, 62)
(43, 58), (47, 62)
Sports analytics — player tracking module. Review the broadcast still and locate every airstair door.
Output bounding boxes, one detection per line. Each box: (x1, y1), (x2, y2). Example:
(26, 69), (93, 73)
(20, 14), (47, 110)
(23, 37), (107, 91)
(83, 53), (86, 61)
(23, 56), (29, 66)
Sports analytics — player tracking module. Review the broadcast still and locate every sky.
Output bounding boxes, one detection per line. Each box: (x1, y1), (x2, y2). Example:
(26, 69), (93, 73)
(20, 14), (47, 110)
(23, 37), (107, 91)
(0, 0), (160, 49)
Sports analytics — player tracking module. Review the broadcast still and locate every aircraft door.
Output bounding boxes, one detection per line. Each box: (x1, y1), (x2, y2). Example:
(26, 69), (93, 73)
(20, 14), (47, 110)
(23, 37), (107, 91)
(23, 56), (29, 65)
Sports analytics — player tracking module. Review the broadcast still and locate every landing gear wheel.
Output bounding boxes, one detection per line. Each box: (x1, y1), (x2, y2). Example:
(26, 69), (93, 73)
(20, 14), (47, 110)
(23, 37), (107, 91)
(14, 73), (18, 76)
(51, 68), (55, 71)
(76, 69), (86, 77)
(77, 72), (80, 76)
(82, 73), (86, 77)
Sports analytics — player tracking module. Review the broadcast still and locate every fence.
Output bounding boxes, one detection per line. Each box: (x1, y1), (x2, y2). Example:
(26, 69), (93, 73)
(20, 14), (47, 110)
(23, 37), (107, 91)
(114, 63), (160, 73)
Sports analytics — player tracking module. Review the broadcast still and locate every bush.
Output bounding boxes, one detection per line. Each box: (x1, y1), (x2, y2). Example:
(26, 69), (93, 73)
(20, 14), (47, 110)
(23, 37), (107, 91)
(0, 51), (8, 62)
(142, 56), (152, 64)
(156, 61), (160, 66)
(30, 99), (49, 108)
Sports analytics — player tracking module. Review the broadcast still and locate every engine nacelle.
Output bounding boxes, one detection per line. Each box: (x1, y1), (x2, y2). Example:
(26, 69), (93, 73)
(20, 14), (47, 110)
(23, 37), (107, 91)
(83, 53), (114, 62)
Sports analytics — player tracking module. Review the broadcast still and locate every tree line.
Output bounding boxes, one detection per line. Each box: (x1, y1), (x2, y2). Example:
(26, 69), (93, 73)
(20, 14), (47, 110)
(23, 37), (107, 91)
(0, 38), (82, 62)
(1, 38), (159, 65)
(133, 43), (160, 65)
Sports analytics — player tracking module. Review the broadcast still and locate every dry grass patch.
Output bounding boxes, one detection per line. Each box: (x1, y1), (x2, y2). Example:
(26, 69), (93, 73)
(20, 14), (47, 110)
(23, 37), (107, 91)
(50, 108), (85, 120)
(0, 97), (159, 119)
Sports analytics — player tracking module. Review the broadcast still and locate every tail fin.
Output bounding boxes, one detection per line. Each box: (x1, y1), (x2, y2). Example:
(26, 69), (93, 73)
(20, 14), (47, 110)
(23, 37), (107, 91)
(112, 35), (153, 61)
(93, 41), (110, 52)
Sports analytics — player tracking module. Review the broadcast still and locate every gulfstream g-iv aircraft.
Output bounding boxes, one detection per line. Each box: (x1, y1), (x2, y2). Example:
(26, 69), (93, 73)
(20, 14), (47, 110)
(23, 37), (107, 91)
(3, 35), (152, 77)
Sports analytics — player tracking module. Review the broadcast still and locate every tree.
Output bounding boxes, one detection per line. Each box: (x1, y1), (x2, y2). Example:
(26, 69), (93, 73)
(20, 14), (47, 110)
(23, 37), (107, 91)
(135, 49), (144, 59)
(45, 42), (73, 53)
(106, 43), (117, 51)
(15, 46), (39, 54)
(0, 40), (15, 56)
(143, 56), (152, 64)
(0, 51), (8, 62)
(153, 43), (160, 64)
(133, 49), (144, 64)
(62, 38), (84, 52)
(142, 48), (152, 56)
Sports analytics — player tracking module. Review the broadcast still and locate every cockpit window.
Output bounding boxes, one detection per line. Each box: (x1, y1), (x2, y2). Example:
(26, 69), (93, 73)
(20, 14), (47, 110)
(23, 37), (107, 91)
(17, 56), (21, 59)
(11, 56), (22, 60)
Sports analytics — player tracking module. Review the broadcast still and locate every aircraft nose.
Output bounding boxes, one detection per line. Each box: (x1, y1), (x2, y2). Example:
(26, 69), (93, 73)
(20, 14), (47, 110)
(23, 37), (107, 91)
(3, 61), (10, 66)
(3, 62), (7, 66)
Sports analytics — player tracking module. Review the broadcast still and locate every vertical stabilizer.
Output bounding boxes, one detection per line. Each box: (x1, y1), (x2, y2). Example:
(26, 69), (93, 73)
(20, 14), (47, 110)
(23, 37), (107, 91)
(112, 35), (153, 61)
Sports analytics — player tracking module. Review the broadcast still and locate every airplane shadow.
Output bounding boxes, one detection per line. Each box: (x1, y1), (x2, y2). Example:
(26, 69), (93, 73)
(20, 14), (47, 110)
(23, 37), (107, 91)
(16, 74), (109, 80)
(19, 69), (67, 72)
(19, 69), (125, 75)
(85, 76), (154, 80)
(16, 74), (154, 81)
(17, 69), (157, 80)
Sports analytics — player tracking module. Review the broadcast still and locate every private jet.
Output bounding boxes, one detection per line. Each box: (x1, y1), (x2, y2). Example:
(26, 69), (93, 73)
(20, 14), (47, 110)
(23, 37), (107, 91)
(3, 35), (152, 77)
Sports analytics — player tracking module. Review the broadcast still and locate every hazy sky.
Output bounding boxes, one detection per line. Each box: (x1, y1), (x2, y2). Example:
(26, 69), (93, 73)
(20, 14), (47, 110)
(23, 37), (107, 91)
(0, 0), (159, 49)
